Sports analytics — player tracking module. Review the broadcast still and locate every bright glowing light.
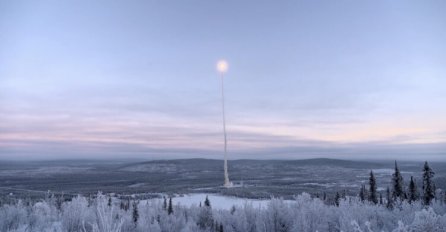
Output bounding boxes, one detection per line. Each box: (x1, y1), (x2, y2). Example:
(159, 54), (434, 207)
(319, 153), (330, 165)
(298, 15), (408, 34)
(216, 60), (228, 73)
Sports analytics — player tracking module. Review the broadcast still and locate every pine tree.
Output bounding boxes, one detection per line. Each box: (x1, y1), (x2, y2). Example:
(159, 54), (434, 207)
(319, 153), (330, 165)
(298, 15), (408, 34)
(108, 196), (112, 207)
(198, 196), (214, 229)
(88, 195), (92, 207)
(359, 185), (367, 202)
(392, 161), (404, 201)
(359, 185), (364, 202)
(379, 193), (383, 205)
(219, 224), (224, 232)
(386, 187), (393, 209)
(408, 176), (419, 203)
(422, 161), (435, 205)
(132, 201), (139, 224)
(368, 170), (378, 204)
(230, 205), (236, 215)
(168, 197), (173, 215)
(56, 194), (64, 210)
(334, 192), (340, 207)
(323, 192), (327, 201)
(163, 196), (167, 210)
(126, 198), (130, 211)
(204, 195), (211, 208)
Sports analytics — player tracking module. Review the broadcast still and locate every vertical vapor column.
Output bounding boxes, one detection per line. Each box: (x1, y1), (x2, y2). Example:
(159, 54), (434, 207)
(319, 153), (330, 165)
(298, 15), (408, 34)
(217, 60), (232, 187)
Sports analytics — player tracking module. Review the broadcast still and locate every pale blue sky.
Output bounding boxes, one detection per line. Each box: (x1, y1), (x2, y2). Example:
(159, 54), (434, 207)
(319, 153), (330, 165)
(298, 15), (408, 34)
(1, 1), (446, 160)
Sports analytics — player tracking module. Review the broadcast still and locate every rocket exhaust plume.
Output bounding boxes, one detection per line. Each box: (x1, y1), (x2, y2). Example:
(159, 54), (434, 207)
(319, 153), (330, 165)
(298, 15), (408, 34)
(217, 60), (232, 187)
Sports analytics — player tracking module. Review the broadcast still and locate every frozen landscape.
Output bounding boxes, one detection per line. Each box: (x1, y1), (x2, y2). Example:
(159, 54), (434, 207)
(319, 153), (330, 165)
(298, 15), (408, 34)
(0, 159), (446, 231)
(2, 0), (446, 231)
(1, 159), (445, 200)
(1, 186), (446, 232)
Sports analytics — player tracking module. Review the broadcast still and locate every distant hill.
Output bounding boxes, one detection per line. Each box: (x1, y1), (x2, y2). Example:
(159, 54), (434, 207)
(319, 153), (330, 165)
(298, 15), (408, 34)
(118, 158), (384, 173)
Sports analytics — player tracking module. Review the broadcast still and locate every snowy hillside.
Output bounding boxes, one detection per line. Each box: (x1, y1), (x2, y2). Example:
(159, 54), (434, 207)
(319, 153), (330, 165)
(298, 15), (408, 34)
(1, 192), (445, 232)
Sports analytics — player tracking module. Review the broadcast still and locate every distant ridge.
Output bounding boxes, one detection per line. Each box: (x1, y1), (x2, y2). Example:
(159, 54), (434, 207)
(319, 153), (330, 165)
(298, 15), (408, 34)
(118, 158), (383, 171)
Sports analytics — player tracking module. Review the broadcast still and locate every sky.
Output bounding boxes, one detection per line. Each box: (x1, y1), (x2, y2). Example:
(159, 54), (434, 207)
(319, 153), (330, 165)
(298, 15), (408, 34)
(1, 0), (446, 160)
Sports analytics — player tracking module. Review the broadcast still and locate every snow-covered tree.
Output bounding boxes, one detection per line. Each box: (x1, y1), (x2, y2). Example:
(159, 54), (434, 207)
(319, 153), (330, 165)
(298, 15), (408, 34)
(386, 187), (394, 209)
(368, 170), (378, 204)
(392, 161), (405, 201)
(62, 195), (92, 232)
(168, 197), (173, 215)
(422, 161), (435, 206)
(93, 193), (123, 232)
(335, 192), (341, 207)
(132, 200), (139, 225)
(359, 185), (368, 202)
(163, 196), (167, 211)
(408, 176), (419, 203)
(204, 195), (211, 208)
(260, 198), (293, 232)
(197, 197), (213, 230)
(379, 193), (383, 205)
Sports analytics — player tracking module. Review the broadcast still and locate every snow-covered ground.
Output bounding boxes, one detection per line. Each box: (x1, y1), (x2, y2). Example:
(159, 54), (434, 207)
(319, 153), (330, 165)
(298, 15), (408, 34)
(149, 193), (292, 210)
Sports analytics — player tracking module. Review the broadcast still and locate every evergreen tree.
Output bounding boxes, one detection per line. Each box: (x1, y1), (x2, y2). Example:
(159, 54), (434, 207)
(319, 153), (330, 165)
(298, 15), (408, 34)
(386, 187), (393, 209)
(219, 224), (224, 232)
(408, 176), (419, 203)
(422, 161), (435, 205)
(359, 185), (367, 202)
(230, 205), (236, 215)
(392, 161), (404, 201)
(108, 196), (112, 207)
(368, 170), (378, 204)
(204, 195), (211, 208)
(198, 196), (214, 229)
(56, 194), (64, 210)
(132, 201), (139, 224)
(379, 193), (383, 205)
(359, 185), (364, 202)
(125, 198), (130, 211)
(334, 192), (340, 207)
(163, 196), (167, 210)
(323, 192), (327, 201)
(168, 197), (173, 215)
(88, 194), (93, 207)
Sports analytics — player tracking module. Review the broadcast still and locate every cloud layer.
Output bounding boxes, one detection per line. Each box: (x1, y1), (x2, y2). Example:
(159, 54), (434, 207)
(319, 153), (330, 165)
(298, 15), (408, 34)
(1, 1), (446, 160)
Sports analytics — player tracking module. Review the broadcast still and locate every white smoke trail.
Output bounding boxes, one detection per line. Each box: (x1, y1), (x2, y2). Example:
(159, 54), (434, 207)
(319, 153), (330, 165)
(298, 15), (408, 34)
(217, 60), (232, 187)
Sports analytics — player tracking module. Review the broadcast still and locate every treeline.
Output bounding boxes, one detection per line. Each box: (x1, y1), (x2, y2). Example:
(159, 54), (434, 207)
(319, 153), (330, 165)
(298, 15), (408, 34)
(358, 161), (439, 207)
(313, 161), (443, 208)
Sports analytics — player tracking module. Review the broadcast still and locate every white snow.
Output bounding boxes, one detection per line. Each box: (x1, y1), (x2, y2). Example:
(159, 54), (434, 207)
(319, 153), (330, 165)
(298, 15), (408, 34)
(148, 193), (287, 210)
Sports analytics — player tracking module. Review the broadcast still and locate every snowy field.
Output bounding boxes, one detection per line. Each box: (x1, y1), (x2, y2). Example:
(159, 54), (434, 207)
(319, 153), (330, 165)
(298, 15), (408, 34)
(150, 193), (293, 210)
